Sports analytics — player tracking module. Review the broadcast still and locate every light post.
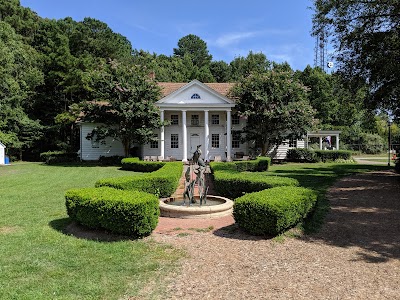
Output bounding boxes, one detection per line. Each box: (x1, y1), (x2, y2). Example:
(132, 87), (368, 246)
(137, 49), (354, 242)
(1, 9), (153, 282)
(388, 120), (392, 166)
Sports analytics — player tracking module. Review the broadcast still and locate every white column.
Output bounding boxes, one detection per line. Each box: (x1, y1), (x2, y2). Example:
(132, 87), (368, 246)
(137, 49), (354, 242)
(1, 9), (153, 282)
(226, 110), (232, 161)
(160, 110), (165, 159)
(336, 134), (339, 150)
(204, 110), (209, 162)
(182, 110), (187, 162)
(319, 136), (323, 150)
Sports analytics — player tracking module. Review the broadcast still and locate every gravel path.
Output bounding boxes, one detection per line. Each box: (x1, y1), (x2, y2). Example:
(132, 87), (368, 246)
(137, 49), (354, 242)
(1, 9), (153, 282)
(151, 170), (400, 300)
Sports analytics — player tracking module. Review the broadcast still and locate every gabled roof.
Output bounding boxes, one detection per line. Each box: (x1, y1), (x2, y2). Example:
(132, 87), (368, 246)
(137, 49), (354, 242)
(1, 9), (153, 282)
(0, 142), (6, 148)
(158, 81), (235, 98)
(156, 80), (236, 109)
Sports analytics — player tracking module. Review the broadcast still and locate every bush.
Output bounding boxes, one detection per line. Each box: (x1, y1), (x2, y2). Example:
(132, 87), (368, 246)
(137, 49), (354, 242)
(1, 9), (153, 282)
(286, 148), (318, 162)
(99, 155), (125, 166)
(211, 167), (299, 199)
(314, 150), (352, 162)
(121, 158), (165, 172)
(210, 157), (271, 173)
(359, 133), (385, 154)
(65, 187), (159, 238)
(233, 186), (318, 236)
(395, 158), (400, 173)
(96, 162), (183, 197)
(234, 157), (271, 172)
(40, 151), (78, 164)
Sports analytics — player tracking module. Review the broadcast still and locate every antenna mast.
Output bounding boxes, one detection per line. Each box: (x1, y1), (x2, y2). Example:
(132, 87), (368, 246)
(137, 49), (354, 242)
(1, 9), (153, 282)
(314, 28), (327, 71)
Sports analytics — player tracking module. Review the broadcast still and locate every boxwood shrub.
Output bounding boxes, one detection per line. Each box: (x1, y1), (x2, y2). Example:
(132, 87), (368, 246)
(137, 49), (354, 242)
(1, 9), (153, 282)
(212, 169), (299, 199)
(287, 148), (318, 162)
(210, 157), (271, 173)
(99, 155), (125, 166)
(96, 162), (183, 197)
(40, 151), (78, 164)
(65, 187), (159, 238)
(314, 150), (352, 162)
(234, 157), (271, 172)
(121, 157), (165, 172)
(233, 186), (318, 236)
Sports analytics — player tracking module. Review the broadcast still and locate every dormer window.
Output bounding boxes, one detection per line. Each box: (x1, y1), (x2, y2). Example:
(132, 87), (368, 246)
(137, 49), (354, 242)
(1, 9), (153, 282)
(191, 93), (201, 99)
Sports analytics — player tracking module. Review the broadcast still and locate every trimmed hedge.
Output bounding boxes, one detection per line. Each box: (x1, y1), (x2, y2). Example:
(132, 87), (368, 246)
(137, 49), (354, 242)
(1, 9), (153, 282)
(212, 170), (299, 199)
(210, 158), (298, 199)
(40, 151), (78, 164)
(210, 157), (271, 173)
(233, 186), (318, 236)
(395, 158), (400, 173)
(121, 157), (165, 172)
(286, 149), (352, 163)
(65, 187), (159, 237)
(314, 150), (352, 162)
(96, 162), (183, 197)
(287, 148), (318, 162)
(234, 157), (271, 172)
(99, 155), (125, 166)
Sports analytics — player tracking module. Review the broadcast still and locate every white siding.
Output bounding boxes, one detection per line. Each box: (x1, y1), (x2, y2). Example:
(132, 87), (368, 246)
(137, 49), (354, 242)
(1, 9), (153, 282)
(79, 123), (125, 161)
(269, 139), (306, 160)
(0, 142), (5, 165)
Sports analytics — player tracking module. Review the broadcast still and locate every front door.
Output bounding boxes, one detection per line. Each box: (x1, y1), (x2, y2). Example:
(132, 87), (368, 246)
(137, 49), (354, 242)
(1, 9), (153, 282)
(189, 134), (200, 159)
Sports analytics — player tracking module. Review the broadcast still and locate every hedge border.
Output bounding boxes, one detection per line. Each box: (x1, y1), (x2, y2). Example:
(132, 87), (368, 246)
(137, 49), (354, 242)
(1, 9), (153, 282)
(96, 162), (183, 198)
(65, 187), (159, 238)
(233, 186), (318, 236)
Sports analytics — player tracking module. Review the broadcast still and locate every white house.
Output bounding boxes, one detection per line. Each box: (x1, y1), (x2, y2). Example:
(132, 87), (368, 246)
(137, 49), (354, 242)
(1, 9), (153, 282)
(78, 80), (322, 161)
(0, 142), (6, 165)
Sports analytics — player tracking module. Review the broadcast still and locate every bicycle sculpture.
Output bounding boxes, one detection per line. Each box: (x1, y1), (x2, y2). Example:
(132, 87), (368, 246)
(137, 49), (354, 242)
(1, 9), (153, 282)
(182, 145), (208, 206)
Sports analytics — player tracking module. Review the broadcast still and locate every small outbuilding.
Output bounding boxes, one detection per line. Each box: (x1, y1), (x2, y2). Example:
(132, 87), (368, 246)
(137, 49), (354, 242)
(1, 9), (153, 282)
(0, 142), (6, 165)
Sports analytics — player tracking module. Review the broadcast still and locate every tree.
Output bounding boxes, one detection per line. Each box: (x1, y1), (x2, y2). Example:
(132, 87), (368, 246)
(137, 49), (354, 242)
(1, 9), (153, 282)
(0, 21), (44, 159)
(83, 60), (164, 156)
(230, 52), (271, 81)
(173, 34), (212, 68)
(312, 0), (400, 118)
(229, 71), (316, 155)
(210, 60), (231, 82)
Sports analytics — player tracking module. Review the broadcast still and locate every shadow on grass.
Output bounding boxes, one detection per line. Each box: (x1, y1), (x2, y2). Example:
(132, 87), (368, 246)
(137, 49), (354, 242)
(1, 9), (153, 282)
(49, 218), (132, 242)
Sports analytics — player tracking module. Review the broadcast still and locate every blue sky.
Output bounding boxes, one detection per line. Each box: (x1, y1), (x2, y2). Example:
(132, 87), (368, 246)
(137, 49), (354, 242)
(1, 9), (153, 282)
(20, 0), (316, 71)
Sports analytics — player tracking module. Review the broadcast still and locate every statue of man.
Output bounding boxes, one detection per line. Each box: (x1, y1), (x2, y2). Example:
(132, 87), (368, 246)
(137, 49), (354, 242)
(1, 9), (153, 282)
(192, 145), (202, 164)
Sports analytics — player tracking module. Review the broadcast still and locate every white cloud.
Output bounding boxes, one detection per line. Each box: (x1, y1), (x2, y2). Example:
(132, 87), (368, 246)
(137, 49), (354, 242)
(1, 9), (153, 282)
(214, 29), (293, 48)
(215, 31), (261, 47)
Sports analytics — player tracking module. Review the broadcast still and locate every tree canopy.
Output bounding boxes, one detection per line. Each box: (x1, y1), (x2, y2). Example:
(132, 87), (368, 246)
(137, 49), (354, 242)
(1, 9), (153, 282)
(230, 69), (316, 155)
(312, 0), (400, 118)
(82, 60), (163, 156)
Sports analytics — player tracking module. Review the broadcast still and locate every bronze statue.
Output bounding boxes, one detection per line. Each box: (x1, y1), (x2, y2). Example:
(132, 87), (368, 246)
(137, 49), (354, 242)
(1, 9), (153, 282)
(182, 145), (208, 206)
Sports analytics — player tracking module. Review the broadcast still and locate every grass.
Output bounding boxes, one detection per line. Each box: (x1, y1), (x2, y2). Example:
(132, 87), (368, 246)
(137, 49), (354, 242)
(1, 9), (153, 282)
(0, 160), (391, 298)
(0, 162), (182, 300)
(267, 162), (390, 233)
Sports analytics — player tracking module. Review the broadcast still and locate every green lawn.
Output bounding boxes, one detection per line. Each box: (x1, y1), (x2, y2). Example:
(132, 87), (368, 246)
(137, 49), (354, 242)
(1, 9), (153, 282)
(0, 161), (391, 299)
(0, 162), (182, 300)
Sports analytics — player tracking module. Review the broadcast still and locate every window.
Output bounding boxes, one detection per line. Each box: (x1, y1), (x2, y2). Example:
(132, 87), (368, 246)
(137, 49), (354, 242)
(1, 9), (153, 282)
(191, 93), (201, 99)
(211, 134), (220, 148)
(288, 138), (297, 148)
(211, 114), (220, 125)
(191, 114), (199, 126)
(171, 114), (179, 125)
(232, 131), (241, 148)
(232, 114), (240, 125)
(171, 134), (179, 148)
(150, 134), (158, 148)
(90, 130), (100, 148)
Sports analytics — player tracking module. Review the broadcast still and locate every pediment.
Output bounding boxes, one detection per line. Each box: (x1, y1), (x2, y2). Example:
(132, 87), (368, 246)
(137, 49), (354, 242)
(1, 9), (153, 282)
(156, 80), (235, 108)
